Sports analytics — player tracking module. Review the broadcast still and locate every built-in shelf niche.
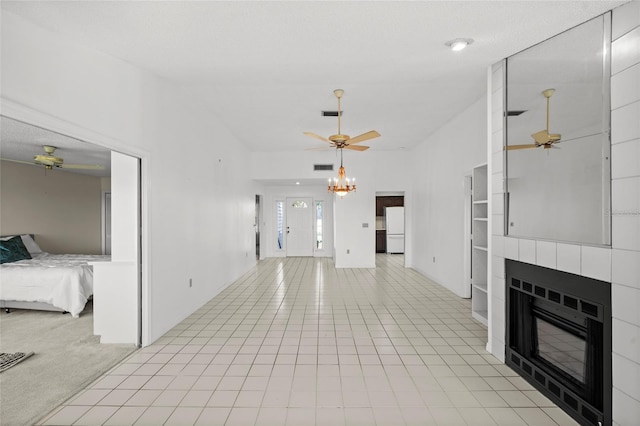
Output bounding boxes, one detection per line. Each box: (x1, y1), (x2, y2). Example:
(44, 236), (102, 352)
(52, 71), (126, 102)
(471, 163), (488, 326)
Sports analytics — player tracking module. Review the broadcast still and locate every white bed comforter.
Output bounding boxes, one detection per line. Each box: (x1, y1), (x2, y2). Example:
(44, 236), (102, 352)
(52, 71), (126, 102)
(0, 253), (110, 317)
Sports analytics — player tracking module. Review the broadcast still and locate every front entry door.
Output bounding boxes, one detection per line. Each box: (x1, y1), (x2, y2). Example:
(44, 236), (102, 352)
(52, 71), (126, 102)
(286, 197), (313, 257)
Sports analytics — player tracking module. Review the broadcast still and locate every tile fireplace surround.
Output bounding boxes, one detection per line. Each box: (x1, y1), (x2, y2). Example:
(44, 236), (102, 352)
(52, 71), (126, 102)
(486, 2), (640, 425)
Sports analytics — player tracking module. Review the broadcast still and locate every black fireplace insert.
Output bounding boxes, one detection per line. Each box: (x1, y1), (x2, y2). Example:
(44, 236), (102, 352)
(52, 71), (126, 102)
(506, 260), (611, 426)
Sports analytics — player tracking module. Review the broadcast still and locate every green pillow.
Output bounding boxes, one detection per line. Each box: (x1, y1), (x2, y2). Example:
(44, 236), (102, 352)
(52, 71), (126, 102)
(0, 236), (33, 264)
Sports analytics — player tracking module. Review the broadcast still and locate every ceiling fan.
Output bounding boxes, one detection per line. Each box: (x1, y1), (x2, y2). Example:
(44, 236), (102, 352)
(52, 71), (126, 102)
(1, 145), (105, 170)
(506, 88), (562, 150)
(304, 89), (380, 151)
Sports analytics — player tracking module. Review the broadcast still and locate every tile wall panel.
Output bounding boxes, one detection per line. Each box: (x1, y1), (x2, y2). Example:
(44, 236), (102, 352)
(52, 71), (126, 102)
(611, 101), (640, 144)
(611, 63), (640, 109)
(610, 3), (640, 422)
(612, 0), (639, 40)
(581, 245), (612, 282)
(612, 319), (640, 365)
(535, 241), (557, 269)
(556, 243), (581, 275)
(518, 239), (536, 265)
(611, 249), (640, 289)
(612, 283), (640, 327)
(613, 388), (640, 426)
(612, 353), (640, 402)
(611, 139), (640, 179)
(611, 26), (640, 75)
(488, 61), (506, 360)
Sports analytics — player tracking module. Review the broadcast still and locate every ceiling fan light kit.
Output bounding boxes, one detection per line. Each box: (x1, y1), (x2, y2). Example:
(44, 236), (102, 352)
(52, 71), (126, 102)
(506, 88), (562, 151)
(328, 149), (356, 198)
(303, 89), (380, 151)
(0, 145), (105, 171)
(305, 89), (380, 198)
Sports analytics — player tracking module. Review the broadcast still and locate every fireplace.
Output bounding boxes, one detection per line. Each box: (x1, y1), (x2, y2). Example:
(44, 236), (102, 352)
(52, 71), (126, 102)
(506, 260), (611, 426)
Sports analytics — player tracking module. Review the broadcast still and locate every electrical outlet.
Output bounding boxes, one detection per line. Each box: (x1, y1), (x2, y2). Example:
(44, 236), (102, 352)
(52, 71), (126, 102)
(347, 249), (350, 254)
(433, 257), (436, 263)
(189, 278), (193, 288)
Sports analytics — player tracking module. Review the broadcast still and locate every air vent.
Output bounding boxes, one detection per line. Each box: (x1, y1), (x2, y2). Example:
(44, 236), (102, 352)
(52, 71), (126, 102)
(314, 164), (334, 171)
(507, 110), (527, 116)
(322, 111), (342, 117)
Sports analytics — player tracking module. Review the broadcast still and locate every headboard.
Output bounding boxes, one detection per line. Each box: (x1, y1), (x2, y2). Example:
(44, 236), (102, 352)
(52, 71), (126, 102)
(1, 234), (35, 240)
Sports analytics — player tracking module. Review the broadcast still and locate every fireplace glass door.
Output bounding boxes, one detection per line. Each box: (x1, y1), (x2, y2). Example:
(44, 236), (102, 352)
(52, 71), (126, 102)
(535, 315), (586, 383)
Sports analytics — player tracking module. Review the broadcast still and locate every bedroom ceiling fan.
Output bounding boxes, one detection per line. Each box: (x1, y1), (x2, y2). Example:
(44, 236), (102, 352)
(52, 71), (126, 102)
(304, 89), (380, 151)
(1, 145), (105, 170)
(506, 88), (562, 150)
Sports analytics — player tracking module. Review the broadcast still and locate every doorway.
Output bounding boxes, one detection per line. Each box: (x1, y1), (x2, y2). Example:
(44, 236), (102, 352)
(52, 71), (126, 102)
(255, 194), (261, 260)
(286, 197), (313, 257)
(0, 114), (142, 424)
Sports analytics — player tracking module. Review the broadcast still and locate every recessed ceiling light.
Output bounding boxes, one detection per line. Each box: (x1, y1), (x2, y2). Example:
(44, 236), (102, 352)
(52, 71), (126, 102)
(295, 182), (300, 185)
(445, 38), (474, 51)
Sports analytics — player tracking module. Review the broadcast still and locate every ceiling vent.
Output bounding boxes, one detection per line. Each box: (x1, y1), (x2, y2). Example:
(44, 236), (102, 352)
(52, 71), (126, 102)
(314, 164), (334, 171)
(507, 110), (527, 116)
(322, 111), (342, 117)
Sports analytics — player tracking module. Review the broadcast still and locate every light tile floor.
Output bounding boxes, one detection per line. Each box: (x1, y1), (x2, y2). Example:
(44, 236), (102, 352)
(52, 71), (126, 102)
(38, 255), (577, 425)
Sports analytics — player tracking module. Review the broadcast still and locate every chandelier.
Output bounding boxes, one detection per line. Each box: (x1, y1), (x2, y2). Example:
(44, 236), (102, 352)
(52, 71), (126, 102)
(328, 148), (356, 198)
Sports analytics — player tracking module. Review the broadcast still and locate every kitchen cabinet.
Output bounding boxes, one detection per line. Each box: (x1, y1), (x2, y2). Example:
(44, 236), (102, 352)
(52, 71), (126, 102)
(385, 196), (404, 207)
(376, 196), (404, 216)
(376, 197), (384, 216)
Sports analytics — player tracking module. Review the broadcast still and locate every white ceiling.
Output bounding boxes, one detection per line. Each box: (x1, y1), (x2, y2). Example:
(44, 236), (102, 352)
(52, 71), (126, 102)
(0, 117), (112, 177)
(0, 1), (627, 161)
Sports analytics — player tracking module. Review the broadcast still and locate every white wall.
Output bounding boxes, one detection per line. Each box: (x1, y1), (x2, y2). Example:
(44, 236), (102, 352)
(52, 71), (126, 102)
(488, 3), (640, 424)
(410, 96), (487, 297)
(110, 151), (138, 263)
(1, 11), (258, 345)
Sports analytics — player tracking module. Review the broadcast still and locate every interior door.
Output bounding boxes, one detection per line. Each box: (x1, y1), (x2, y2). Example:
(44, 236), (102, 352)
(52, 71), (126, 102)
(286, 197), (313, 257)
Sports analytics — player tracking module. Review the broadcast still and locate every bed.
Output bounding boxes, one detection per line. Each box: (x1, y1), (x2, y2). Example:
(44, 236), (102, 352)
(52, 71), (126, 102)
(0, 235), (110, 317)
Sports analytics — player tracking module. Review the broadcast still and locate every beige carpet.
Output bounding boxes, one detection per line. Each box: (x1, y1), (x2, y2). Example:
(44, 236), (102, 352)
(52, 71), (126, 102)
(0, 301), (137, 426)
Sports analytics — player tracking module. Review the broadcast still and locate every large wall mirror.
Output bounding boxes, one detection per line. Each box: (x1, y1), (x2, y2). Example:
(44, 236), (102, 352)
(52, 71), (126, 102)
(505, 13), (611, 246)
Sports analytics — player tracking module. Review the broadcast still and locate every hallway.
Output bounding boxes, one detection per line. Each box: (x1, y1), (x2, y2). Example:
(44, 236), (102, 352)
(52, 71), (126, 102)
(39, 255), (576, 425)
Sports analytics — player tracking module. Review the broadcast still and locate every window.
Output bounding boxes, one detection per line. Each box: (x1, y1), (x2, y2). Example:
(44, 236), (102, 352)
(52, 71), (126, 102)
(291, 200), (308, 209)
(276, 200), (284, 250)
(316, 201), (323, 250)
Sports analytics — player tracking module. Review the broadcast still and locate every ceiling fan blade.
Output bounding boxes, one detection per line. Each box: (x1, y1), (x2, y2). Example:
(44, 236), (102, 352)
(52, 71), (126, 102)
(344, 145), (369, 151)
(59, 164), (105, 170)
(505, 144), (539, 151)
(303, 132), (332, 143)
(0, 158), (37, 166)
(347, 130), (380, 145)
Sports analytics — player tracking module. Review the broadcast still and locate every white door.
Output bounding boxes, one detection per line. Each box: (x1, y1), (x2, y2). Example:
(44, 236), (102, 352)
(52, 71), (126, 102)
(286, 197), (313, 257)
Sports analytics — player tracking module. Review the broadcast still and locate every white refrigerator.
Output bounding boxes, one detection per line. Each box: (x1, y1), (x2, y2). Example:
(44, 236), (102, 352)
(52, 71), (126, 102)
(385, 206), (405, 254)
